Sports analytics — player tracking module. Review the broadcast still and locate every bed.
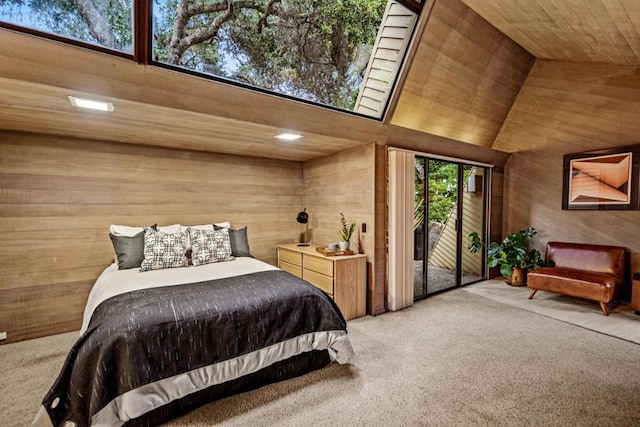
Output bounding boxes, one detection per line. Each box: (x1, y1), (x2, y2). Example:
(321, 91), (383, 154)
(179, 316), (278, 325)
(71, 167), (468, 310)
(32, 255), (354, 426)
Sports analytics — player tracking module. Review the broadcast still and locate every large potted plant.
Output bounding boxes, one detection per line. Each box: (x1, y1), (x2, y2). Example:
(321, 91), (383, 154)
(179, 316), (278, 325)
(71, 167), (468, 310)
(468, 227), (541, 286)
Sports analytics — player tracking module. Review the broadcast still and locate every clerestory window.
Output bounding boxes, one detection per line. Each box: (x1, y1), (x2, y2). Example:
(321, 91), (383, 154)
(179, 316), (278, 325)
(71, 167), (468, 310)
(0, 0), (422, 119)
(0, 0), (134, 55)
(151, 0), (419, 118)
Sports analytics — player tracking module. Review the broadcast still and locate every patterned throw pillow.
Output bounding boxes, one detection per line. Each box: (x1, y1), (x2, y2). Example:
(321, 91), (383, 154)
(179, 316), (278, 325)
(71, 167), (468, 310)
(139, 227), (188, 272)
(189, 228), (233, 266)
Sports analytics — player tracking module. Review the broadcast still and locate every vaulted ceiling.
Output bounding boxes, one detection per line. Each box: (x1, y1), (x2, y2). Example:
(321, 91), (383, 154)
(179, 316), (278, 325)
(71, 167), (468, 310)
(461, 0), (640, 65)
(0, 0), (639, 162)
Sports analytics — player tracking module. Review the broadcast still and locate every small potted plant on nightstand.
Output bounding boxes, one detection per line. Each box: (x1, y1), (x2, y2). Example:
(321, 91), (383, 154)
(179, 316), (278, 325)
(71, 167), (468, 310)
(337, 213), (356, 251)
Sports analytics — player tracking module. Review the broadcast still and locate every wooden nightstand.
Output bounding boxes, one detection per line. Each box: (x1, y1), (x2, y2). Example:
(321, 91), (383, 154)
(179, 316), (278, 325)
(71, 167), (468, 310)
(277, 244), (366, 320)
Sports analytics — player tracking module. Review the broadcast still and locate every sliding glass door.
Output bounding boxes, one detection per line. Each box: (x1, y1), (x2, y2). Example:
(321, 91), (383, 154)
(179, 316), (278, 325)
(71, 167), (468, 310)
(424, 159), (459, 296)
(414, 157), (488, 300)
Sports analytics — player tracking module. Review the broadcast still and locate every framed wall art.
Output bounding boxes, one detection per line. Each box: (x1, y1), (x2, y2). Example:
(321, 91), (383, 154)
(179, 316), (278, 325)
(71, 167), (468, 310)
(562, 149), (639, 210)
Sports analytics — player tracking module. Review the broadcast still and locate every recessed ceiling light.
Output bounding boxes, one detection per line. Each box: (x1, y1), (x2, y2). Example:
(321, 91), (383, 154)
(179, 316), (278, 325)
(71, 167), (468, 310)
(68, 96), (114, 112)
(275, 132), (303, 141)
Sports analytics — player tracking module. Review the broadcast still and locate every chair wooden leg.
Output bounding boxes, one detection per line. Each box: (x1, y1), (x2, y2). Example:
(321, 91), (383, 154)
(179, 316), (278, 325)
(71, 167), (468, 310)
(528, 289), (537, 299)
(599, 302), (609, 316)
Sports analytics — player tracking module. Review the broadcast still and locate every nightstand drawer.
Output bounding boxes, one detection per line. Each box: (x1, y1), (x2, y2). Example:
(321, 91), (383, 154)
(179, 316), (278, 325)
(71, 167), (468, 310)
(303, 255), (333, 276)
(279, 261), (302, 278)
(303, 269), (334, 295)
(279, 248), (302, 266)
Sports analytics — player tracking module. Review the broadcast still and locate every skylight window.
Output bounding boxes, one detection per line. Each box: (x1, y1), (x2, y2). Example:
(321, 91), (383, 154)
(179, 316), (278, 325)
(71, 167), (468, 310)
(0, 0), (421, 120)
(152, 0), (419, 119)
(0, 0), (133, 54)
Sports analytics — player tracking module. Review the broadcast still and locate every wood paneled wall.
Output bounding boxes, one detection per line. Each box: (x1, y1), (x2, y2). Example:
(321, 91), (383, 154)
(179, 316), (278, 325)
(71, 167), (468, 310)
(489, 166), (504, 255)
(302, 144), (377, 311)
(0, 131), (303, 343)
(303, 144), (375, 254)
(494, 60), (640, 292)
(390, 0), (534, 147)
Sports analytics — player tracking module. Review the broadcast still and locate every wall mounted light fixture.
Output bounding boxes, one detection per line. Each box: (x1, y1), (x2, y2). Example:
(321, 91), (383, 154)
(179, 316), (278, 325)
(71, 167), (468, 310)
(466, 174), (482, 193)
(296, 208), (310, 246)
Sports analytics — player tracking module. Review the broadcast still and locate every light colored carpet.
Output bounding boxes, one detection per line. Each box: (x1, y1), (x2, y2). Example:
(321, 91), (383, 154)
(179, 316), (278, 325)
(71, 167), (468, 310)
(2, 288), (640, 426)
(463, 280), (640, 345)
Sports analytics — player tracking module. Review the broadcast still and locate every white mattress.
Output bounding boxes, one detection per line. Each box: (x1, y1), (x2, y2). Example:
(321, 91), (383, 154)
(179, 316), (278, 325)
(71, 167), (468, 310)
(81, 257), (277, 334)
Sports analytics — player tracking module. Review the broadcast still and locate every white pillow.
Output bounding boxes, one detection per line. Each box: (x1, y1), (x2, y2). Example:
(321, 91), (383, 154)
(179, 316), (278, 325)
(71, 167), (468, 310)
(110, 224), (181, 236)
(109, 224), (144, 237)
(214, 221), (231, 229)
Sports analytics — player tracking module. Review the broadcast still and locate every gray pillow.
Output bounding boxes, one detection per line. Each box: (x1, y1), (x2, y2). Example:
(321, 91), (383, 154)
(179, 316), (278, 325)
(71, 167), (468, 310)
(109, 231), (145, 270)
(214, 225), (252, 257)
(230, 226), (252, 257)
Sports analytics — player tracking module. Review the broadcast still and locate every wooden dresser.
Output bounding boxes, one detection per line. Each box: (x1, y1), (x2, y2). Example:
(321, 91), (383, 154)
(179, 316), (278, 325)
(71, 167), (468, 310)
(277, 244), (367, 320)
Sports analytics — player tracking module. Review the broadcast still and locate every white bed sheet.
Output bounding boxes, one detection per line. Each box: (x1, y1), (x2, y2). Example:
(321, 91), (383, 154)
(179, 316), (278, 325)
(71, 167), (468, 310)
(81, 257), (277, 334)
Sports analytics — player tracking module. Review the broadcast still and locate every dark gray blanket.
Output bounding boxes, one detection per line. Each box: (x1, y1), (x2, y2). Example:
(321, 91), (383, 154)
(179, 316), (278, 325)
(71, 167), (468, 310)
(40, 270), (347, 426)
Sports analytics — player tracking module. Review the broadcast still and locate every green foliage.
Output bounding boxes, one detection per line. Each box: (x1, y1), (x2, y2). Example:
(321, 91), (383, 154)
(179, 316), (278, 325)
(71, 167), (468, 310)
(152, 0), (386, 109)
(468, 227), (541, 278)
(337, 212), (356, 242)
(106, 0), (133, 49)
(427, 161), (458, 224)
(414, 160), (474, 225)
(0, 0), (133, 51)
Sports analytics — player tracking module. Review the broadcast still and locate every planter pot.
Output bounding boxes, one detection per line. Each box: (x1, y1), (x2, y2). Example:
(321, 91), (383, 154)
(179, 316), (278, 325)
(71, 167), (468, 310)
(339, 241), (350, 251)
(506, 267), (526, 286)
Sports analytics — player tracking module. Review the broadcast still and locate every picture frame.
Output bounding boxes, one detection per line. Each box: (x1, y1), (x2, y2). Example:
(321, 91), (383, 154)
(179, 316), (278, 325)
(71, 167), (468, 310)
(562, 149), (639, 210)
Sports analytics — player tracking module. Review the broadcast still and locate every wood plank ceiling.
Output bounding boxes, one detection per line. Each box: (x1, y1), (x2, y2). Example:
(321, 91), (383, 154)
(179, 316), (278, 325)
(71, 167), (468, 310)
(461, 0), (640, 65)
(0, 77), (368, 162)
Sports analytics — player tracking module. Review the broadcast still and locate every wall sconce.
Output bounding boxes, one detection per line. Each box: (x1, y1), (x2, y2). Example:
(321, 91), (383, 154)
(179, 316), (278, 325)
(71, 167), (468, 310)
(296, 208), (310, 246)
(466, 175), (483, 193)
